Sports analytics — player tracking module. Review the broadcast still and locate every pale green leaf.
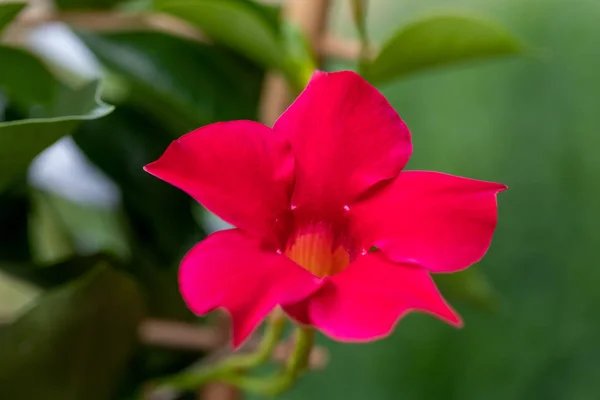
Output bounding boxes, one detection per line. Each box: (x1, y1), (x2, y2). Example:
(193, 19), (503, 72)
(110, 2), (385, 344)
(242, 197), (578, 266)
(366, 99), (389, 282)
(154, 0), (288, 72)
(0, 2), (26, 34)
(0, 46), (113, 192)
(365, 14), (523, 84)
(0, 265), (144, 400)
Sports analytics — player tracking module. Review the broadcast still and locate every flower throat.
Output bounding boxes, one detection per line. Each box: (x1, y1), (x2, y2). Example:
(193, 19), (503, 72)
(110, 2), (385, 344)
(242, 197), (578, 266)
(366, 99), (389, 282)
(284, 220), (355, 278)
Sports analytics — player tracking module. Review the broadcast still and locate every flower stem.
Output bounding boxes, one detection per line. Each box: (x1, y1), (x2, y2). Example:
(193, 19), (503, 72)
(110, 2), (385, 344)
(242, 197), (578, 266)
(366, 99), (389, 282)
(155, 311), (286, 391)
(224, 311), (287, 370)
(219, 325), (315, 396)
(286, 325), (315, 377)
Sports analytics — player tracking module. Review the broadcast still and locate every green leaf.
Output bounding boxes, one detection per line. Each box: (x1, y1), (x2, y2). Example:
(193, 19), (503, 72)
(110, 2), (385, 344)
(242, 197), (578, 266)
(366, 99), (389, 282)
(28, 189), (77, 264)
(77, 30), (263, 134)
(54, 0), (126, 9)
(0, 253), (115, 290)
(0, 45), (56, 108)
(28, 190), (129, 263)
(0, 182), (30, 262)
(116, 0), (153, 12)
(0, 46), (114, 192)
(0, 264), (144, 400)
(0, 2), (26, 34)
(0, 248), (190, 321)
(281, 22), (318, 88)
(0, 271), (39, 317)
(365, 14), (523, 85)
(154, 0), (290, 73)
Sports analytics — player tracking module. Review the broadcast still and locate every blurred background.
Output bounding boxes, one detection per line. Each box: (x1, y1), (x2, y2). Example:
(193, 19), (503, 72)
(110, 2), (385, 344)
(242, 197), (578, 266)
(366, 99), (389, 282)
(1, 0), (599, 399)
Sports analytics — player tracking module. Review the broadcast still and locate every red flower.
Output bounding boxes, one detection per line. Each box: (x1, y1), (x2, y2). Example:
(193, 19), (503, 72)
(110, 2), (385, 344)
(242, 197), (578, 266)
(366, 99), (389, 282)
(145, 71), (506, 347)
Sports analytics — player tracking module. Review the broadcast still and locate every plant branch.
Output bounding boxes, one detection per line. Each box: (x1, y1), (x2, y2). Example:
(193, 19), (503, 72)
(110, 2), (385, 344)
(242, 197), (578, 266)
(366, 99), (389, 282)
(151, 313), (287, 392)
(216, 325), (315, 396)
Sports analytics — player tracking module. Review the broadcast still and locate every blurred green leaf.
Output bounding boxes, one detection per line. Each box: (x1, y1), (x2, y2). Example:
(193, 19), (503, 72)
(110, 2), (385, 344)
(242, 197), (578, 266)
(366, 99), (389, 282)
(0, 45), (55, 108)
(282, 22), (318, 88)
(434, 266), (499, 312)
(77, 30), (263, 133)
(28, 188), (75, 264)
(0, 264), (144, 400)
(0, 182), (30, 262)
(0, 253), (115, 290)
(364, 14), (523, 85)
(224, 0), (281, 34)
(117, 0), (151, 12)
(0, 46), (114, 192)
(1, 247), (189, 321)
(0, 271), (39, 317)
(0, 2), (26, 34)
(28, 190), (129, 263)
(54, 0), (125, 9)
(154, 0), (290, 73)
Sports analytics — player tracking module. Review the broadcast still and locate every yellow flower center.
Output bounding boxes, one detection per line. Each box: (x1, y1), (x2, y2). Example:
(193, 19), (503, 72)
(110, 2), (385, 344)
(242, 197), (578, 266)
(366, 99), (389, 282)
(284, 222), (352, 278)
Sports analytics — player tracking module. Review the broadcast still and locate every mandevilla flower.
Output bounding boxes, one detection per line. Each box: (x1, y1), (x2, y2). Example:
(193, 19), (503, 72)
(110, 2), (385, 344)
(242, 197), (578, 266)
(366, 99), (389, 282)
(145, 71), (506, 348)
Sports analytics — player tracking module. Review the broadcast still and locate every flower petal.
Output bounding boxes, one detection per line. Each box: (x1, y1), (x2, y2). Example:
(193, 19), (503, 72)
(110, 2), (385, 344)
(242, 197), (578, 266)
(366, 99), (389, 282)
(292, 251), (460, 341)
(145, 120), (293, 240)
(274, 70), (412, 216)
(180, 229), (322, 347)
(352, 171), (507, 272)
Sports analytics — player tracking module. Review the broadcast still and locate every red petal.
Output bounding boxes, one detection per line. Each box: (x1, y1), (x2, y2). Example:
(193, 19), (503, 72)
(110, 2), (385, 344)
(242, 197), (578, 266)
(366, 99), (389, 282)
(295, 251), (460, 341)
(274, 71), (412, 216)
(145, 121), (293, 241)
(352, 171), (507, 272)
(179, 229), (322, 347)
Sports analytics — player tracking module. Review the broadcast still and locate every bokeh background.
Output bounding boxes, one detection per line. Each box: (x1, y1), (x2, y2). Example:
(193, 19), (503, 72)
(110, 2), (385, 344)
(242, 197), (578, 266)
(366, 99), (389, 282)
(1, 0), (599, 399)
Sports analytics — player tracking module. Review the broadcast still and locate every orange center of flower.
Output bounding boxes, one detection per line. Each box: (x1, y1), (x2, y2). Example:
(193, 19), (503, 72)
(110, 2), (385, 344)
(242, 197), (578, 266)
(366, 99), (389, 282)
(284, 221), (353, 278)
